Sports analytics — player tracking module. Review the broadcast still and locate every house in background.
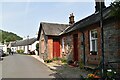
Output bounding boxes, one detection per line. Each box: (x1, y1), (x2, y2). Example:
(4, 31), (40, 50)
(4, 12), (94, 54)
(8, 41), (17, 53)
(0, 43), (7, 53)
(9, 38), (38, 55)
(37, 22), (68, 60)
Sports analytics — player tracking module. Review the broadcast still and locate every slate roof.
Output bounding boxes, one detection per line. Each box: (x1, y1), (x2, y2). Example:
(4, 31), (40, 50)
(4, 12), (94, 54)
(10, 42), (17, 47)
(62, 6), (112, 34)
(37, 22), (69, 40)
(11, 38), (37, 47)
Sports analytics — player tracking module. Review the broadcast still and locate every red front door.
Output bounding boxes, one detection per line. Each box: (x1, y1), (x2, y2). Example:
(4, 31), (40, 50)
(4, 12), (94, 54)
(53, 39), (60, 58)
(73, 34), (78, 61)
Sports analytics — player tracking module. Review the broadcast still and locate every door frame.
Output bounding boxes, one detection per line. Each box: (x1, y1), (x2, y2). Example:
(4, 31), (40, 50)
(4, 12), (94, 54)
(73, 34), (79, 61)
(53, 37), (60, 58)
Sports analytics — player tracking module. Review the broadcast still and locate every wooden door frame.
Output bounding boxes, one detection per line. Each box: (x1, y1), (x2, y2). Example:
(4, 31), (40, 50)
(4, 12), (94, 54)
(53, 37), (60, 58)
(73, 34), (79, 61)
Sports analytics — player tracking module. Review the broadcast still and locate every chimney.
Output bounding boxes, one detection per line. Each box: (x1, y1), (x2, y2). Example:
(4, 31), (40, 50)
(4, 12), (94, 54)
(95, 0), (106, 12)
(69, 13), (75, 25)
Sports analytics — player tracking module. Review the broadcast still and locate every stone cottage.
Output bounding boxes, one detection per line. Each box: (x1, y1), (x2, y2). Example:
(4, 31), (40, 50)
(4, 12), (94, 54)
(37, 1), (120, 73)
(60, 0), (120, 69)
(37, 22), (68, 60)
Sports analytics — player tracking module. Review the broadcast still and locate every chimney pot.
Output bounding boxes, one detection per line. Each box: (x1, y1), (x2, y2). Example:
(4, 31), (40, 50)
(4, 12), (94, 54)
(69, 13), (75, 25)
(95, 0), (106, 12)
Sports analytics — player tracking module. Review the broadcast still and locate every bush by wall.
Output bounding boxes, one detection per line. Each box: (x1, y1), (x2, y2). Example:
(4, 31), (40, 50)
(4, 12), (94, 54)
(44, 59), (52, 63)
(60, 58), (67, 63)
(17, 50), (24, 53)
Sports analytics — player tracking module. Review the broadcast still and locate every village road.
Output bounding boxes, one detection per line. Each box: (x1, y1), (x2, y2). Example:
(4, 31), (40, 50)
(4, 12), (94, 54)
(2, 54), (58, 78)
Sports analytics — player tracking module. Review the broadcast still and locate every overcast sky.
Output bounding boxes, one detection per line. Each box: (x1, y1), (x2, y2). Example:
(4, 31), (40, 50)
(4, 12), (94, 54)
(0, 0), (114, 39)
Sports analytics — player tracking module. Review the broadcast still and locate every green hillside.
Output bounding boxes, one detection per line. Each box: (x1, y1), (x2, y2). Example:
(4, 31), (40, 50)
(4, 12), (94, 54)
(0, 29), (23, 43)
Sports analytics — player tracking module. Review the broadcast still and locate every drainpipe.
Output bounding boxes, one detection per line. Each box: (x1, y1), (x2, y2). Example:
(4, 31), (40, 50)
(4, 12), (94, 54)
(100, 1), (105, 78)
(82, 32), (85, 65)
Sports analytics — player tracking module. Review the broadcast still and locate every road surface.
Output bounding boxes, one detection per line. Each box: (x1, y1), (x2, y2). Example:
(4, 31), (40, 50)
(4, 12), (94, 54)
(2, 54), (58, 78)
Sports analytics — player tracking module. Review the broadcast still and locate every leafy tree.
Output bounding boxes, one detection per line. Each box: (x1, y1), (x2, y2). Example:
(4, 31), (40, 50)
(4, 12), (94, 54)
(0, 29), (23, 43)
(110, 0), (120, 19)
(36, 43), (39, 55)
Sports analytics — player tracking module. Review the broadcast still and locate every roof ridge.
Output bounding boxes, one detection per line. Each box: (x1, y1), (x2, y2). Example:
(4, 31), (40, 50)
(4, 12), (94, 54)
(41, 22), (68, 25)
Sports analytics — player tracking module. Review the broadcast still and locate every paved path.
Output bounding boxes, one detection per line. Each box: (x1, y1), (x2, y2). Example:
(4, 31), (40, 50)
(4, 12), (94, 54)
(31, 55), (89, 78)
(2, 54), (58, 78)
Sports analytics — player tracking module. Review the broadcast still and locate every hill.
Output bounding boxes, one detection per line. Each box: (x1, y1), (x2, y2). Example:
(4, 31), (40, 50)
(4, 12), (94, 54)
(0, 29), (23, 43)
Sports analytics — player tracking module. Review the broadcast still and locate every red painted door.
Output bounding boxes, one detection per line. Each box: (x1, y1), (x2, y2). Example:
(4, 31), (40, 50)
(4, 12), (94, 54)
(73, 34), (78, 61)
(53, 39), (60, 58)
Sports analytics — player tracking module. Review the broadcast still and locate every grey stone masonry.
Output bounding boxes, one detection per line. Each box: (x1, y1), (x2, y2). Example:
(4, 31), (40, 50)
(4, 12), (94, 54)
(104, 21), (119, 62)
(103, 20), (120, 74)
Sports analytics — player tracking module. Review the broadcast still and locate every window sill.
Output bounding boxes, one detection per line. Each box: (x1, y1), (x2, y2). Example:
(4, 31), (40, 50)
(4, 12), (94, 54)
(90, 51), (98, 55)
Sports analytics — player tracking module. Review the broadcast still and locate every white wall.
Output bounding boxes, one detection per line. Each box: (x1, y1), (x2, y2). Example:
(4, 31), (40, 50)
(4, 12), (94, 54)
(26, 41), (39, 55)
(31, 41), (39, 51)
(24, 46), (28, 53)
(14, 41), (39, 55)
(11, 47), (17, 52)
(0, 44), (7, 53)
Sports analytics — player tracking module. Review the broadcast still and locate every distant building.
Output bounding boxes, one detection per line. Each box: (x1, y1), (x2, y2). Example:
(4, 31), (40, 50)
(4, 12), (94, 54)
(0, 44), (7, 53)
(9, 38), (38, 55)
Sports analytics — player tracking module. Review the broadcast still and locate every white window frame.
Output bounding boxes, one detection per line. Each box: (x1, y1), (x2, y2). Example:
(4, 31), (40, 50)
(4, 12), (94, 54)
(90, 29), (98, 54)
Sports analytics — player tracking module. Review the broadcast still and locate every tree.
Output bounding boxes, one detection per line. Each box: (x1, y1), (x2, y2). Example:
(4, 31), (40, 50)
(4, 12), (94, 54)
(36, 43), (39, 55)
(110, 0), (120, 19)
(0, 29), (23, 43)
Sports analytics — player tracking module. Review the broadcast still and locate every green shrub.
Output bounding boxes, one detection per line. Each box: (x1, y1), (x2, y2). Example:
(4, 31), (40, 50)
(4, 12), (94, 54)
(79, 61), (84, 69)
(60, 58), (67, 63)
(17, 50), (24, 53)
(52, 57), (60, 61)
(44, 59), (52, 63)
(17, 50), (20, 53)
(20, 50), (24, 53)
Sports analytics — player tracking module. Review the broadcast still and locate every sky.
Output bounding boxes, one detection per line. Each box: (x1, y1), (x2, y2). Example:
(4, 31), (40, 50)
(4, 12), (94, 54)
(0, 0), (114, 39)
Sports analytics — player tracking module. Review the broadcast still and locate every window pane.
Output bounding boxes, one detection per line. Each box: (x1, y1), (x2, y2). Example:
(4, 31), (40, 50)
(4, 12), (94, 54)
(95, 32), (97, 38)
(92, 40), (95, 51)
(91, 31), (94, 38)
(90, 29), (98, 53)
(95, 39), (98, 51)
(91, 30), (97, 38)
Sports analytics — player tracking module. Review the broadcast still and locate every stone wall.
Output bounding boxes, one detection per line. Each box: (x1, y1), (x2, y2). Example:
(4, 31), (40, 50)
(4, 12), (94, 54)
(39, 29), (48, 60)
(47, 37), (53, 59)
(104, 20), (120, 62)
(60, 34), (73, 61)
(104, 20), (120, 73)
